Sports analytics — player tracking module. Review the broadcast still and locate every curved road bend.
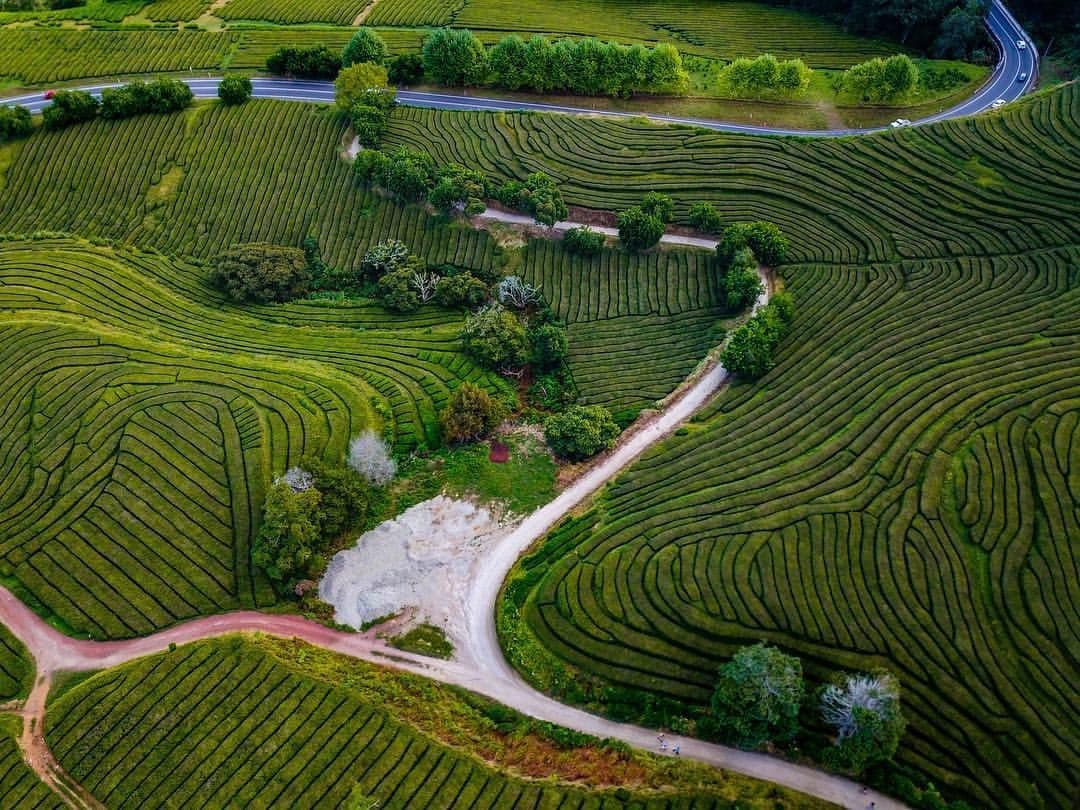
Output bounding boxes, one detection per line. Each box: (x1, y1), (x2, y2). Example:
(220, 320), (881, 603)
(1, 1), (1037, 136)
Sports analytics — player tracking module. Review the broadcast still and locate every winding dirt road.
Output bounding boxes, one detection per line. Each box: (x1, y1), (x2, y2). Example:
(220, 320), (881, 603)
(0, 265), (905, 809)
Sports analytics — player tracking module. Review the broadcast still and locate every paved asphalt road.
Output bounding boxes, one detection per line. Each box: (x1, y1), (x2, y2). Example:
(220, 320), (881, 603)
(1, 1), (1037, 137)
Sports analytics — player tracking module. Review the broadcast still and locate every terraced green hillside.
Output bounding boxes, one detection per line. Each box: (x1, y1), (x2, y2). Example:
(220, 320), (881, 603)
(0, 714), (62, 809)
(0, 239), (501, 638)
(46, 636), (827, 809)
(385, 85), (1080, 265)
(501, 86), (1080, 810)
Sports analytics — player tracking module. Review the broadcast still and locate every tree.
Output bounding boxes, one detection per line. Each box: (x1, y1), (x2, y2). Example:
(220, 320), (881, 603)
(0, 105), (33, 142)
(617, 206), (664, 251)
(645, 43), (690, 94)
(381, 145), (437, 200)
(496, 275), (542, 309)
(497, 172), (567, 227)
(429, 163), (488, 215)
(462, 305), (530, 369)
(422, 28), (488, 86)
(689, 201), (723, 233)
(252, 481), (322, 581)
(266, 45), (341, 79)
(721, 54), (811, 98)
(562, 226), (605, 257)
(717, 221), (788, 267)
(721, 295), (793, 380)
(359, 239), (412, 283)
(342, 28), (388, 67)
(388, 53), (424, 85)
(305, 455), (371, 539)
(435, 272), (488, 309)
(724, 248), (764, 310)
(350, 104), (387, 148)
(711, 643), (804, 749)
(882, 53), (919, 97)
(544, 405), (620, 460)
(530, 322), (568, 371)
(376, 267), (422, 312)
(347, 430), (397, 485)
(842, 54), (919, 101)
(821, 671), (906, 773)
(440, 382), (508, 443)
(218, 75), (253, 105)
(640, 191), (674, 223)
(42, 90), (99, 131)
(335, 62), (394, 112)
(489, 35), (530, 90)
(209, 243), (311, 304)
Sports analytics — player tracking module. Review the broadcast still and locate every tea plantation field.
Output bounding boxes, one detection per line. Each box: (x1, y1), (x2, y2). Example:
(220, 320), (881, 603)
(0, 715), (62, 810)
(502, 86), (1080, 810)
(0, 238), (503, 638)
(0, 623), (32, 701)
(46, 636), (825, 809)
(385, 84), (1080, 265)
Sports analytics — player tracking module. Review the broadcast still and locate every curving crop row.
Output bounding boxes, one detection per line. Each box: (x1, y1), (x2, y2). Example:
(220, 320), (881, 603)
(46, 636), (797, 809)
(385, 83), (1080, 266)
(0, 623), (31, 701)
(514, 246), (1080, 809)
(217, 0), (371, 25)
(140, 0), (209, 21)
(0, 239), (501, 637)
(0, 718), (63, 810)
(365, 0), (464, 27)
(0, 29), (235, 85)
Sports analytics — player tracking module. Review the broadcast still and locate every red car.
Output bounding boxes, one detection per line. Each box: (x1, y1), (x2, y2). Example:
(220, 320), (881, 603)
(43, 90), (55, 100)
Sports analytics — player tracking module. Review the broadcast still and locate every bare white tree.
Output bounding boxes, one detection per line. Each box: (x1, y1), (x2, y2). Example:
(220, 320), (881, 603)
(497, 276), (542, 309)
(278, 466), (314, 492)
(410, 271), (439, 303)
(348, 431), (397, 486)
(820, 673), (899, 740)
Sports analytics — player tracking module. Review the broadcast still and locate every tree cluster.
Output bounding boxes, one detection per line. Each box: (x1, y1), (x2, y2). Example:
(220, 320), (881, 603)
(708, 643), (906, 773)
(616, 193), (672, 251)
(494, 172), (569, 227)
(0, 105), (33, 143)
(100, 78), (193, 120)
(266, 44), (341, 79)
(721, 290), (794, 379)
(440, 382), (508, 443)
(209, 243), (312, 304)
(841, 54), (919, 102)
(562, 226), (606, 257)
(716, 221), (789, 267)
(421, 28), (690, 97)
(217, 75), (253, 105)
(41, 90), (99, 131)
(720, 53), (813, 98)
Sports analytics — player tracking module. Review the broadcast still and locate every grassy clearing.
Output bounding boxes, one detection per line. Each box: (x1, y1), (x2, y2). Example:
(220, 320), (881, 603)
(46, 635), (831, 808)
(389, 623), (454, 658)
(497, 84), (1080, 810)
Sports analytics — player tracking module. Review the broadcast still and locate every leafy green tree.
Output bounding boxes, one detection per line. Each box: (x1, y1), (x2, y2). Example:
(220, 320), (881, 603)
(721, 54), (811, 98)
(376, 267), (422, 313)
(0, 105), (33, 142)
(218, 75), (253, 105)
(544, 405), (620, 460)
(266, 45), (340, 79)
(721, 294), (793, 380)
(388, 53), (425, 85)
(434, 272), (489, 308)
(711, 643), (804, 749)
(717, 221), (788, 267)
(530, 322), (568, 370)
(617, 206), (664, 251)
(724, 248), (764, 310)
(42, 90), (99, 131)
(383, 145), (437, 200)
(640, 191), (674, 223)
(496, 172), (567, 227)
(429, 163), (489, 215)
(489, 35), (530, 90)
(342, 27), (388, 67)
(210, 243), (311, 304)
(821, 671), (906, 773)
(302, 456), (370, 540)
(422, 28), (488, 86)
(645, 43), (690, 94)
(689, 201), (723, 233)
(350, 104), (387, 148)
(335, 62), (394, 112)
(842, 54), (919, 101)
(562, 226), (605, 257)
(462, 305), (530, 369)
(440, 382), (508, 443)
(252, 481), (322, 581)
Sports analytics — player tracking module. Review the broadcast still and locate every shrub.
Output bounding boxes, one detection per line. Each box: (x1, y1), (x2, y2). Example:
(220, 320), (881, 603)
(640, 191), (674, 223)
(496, 172), (567, 227)
(42, 90), (99, 131)
(218, 75), (252, 105)
(252, 481), (322, 582)
(350, 104), (388, 148)
(561, 226), (605, 257)
(530, 322), (568, 371)
(724, 248), (763, 310)
(0, 106), (33, 142)
(821, 671), (906, 773)
(335, 62), (394, 112)
(422, 28), (488, 86)
(429, 163), (488, 215)
(388, 53), (424, 85)
(347, 430), (397, 486)
(266, 44), (341, 79)
(440, 382), (508, 443)
(689, 201), (723, 233)
(100, 78), (193, 120)
(528, 368), (578, 410)
(342, 28), (388, 67)
(617, 206), (664, 251)
(209, 243), (311, 304)
(376, 265), (425, 313)
(711, 643), (804, 749)
(304, 455), (371, 539)
(434, 272), (488, 309)
(462, 305), (529, 369)
(544, 405), (620, 460)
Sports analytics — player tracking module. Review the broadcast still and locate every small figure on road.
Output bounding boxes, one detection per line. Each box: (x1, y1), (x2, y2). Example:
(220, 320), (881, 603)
(673, 744), (680, 756)
(660, 740), (668, 751)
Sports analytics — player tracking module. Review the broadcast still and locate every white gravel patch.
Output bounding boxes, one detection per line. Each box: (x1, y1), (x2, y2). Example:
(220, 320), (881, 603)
(319, 496), (512, 651)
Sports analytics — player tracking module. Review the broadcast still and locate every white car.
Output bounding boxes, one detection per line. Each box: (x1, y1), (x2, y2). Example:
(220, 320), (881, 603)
(890, 118), (912, 128)
(1017, 39), (1027, 49)
(1018, 72), (1028, 83)
(990, 98), (1007, 109)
